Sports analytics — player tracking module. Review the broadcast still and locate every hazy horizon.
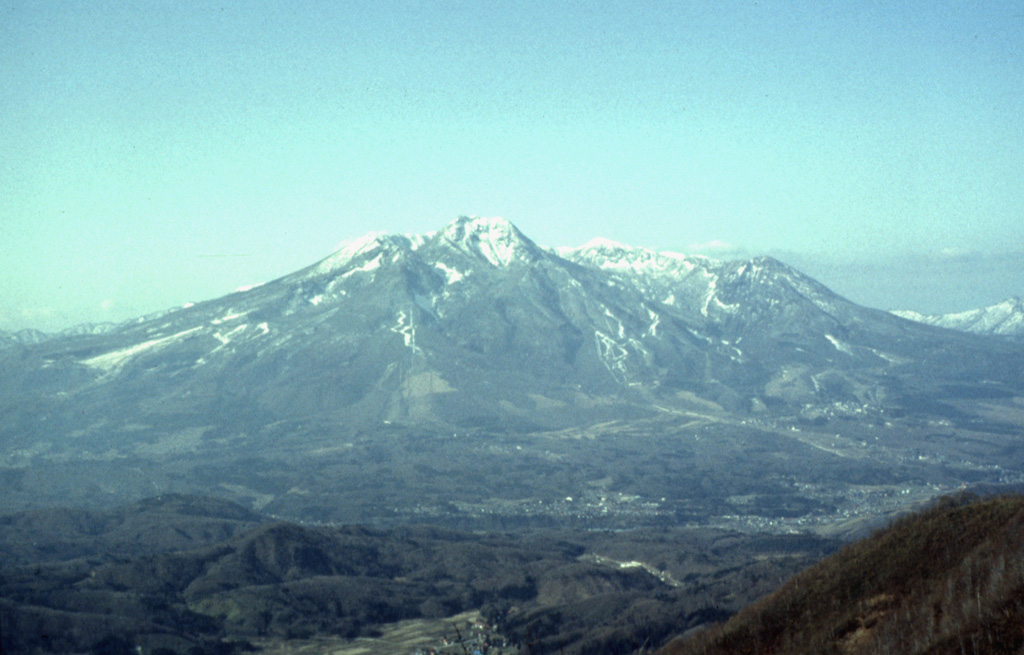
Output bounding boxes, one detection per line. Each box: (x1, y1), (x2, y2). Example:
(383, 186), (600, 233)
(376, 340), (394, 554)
(4, 2), (1022, 332)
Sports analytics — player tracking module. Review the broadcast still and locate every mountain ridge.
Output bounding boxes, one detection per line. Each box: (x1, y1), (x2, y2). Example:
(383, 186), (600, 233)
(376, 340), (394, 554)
(4, 216), (1018, 351)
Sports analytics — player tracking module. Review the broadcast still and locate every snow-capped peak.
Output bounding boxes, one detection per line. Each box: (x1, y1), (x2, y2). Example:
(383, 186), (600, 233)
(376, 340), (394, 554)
(436, 216), (537, 266)
(331, 231), (388, 259)
(313, 232), (425, 276)
(316, 232), (388, 273)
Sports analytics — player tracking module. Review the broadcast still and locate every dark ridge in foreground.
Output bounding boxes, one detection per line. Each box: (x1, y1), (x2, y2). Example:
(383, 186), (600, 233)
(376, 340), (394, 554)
(659, 494), (1024, 655)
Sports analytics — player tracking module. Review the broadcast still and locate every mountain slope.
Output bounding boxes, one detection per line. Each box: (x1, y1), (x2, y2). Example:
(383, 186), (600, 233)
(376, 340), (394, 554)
(659, 494), (1024, 655)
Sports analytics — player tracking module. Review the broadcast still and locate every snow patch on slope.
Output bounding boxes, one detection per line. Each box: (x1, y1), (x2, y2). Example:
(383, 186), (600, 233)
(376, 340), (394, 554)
(213, 324), (248, 346)
(84, 327), (203, 372)
(825, 334), (854, 356)
(435, 261), (466, 284)
(212, 311), (248, 325)
(390, 311), (420, 352)
(700, 279), (739, 317)
(340, 253), (383, 278)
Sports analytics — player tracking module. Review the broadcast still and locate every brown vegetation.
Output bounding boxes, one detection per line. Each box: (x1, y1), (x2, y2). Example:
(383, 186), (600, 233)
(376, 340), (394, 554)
(659, 494), (1024, 655)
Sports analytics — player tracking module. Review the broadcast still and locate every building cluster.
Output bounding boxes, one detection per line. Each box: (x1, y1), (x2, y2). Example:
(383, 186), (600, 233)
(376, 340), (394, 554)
(413, 618), (517, 655)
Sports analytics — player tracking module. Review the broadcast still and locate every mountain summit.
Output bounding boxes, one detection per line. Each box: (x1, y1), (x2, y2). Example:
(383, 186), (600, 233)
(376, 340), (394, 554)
(435, 215), (541, 266)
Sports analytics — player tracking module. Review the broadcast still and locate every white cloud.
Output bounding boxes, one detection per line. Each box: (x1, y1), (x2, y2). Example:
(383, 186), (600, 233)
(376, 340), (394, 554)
(938, 247), (972, 259)
(19, 307), (57, 321)
(0, 306), (60, 332)
(685, 240), (748, 257)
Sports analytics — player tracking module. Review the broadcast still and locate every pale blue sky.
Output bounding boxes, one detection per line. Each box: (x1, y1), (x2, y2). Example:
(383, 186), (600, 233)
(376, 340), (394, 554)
(3, 1), (1023, 331)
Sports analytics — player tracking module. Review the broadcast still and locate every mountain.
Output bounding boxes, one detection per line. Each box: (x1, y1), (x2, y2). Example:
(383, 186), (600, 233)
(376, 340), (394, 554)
(1, 216), (1023, 526)
(659, 494), (1024, 655)
(0, 327), (53, 349)
(5, 216), (1016, 424)
(892, 297), (1024, 337)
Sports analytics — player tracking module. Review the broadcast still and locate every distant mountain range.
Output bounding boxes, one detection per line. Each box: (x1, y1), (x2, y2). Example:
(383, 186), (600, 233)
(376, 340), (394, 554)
(1, 216), (1022, 523)
(0, 321), (116, 348)
(892, 296), (1024, 337)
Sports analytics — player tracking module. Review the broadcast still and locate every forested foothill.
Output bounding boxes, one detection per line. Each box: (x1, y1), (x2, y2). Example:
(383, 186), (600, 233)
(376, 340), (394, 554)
(0, 494), (838, 655)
